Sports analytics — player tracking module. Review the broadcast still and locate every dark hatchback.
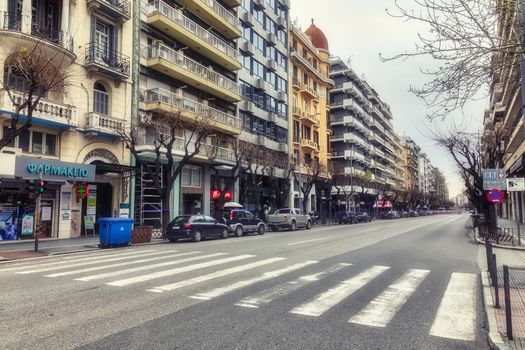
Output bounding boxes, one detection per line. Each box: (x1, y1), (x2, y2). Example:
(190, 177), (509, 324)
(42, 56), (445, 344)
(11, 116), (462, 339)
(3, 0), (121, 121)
(355, 212), (372, 223)
(166, 215), (229, 243)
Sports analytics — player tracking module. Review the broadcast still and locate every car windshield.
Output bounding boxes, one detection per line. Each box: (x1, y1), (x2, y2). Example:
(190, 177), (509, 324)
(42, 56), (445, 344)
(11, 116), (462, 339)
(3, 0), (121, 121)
(172, 216), (191, 225)
(275, 209), (291, 214)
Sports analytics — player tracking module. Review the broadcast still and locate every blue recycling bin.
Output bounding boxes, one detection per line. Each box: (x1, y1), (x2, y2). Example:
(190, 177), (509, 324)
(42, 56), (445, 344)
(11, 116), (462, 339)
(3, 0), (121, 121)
(98, 217), (134, 248)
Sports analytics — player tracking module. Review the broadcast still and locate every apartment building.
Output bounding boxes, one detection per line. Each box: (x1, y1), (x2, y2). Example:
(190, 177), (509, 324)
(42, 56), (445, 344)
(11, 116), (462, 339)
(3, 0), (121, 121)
(0, 0), (133, 239)
(329, 57), (398, 198)
(289, 21), (333, 211)
(136, 0), (242, 225)
(237, 0), (290, 211)
(401, 137), (420, 192)
(418, 153), (433, 194)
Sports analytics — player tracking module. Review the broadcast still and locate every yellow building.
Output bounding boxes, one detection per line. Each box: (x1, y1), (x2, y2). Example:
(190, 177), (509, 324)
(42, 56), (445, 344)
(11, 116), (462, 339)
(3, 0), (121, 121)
(289, 20), (333, 210)
(0, 0), (133, 239)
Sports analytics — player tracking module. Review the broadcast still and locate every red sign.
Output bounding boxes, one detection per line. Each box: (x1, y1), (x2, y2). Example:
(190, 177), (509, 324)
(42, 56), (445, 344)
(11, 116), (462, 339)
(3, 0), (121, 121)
(75, 183), (89, 200)
(211, 190), (232, 200)
(486, 189), (505, 203)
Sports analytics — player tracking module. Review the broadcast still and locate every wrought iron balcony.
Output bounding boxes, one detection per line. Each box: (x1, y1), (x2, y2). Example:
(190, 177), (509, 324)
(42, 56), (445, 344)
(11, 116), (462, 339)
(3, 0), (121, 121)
(85, 42), (130, 79)
(87, 0), (131, 21)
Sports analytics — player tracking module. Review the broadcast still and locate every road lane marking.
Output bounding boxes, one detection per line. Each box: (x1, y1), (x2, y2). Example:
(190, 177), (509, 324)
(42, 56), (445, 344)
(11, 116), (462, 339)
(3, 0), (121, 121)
(148, 257), (287, 293)
(359, 228), (380, 233)
(290, 265), (390, 317)
(106, 254), (255, 287)
(235, 263), (351, 308)
(349, 269), (430, 327)
(190, 260), (319, 300)
(429, 272), (477, 341)
(287, 237), (332, 246)
(76, 253), (227, 282)
(45, 252), (200, 278)
(15, 250), (164, 274)
(0, 249), (155, 272)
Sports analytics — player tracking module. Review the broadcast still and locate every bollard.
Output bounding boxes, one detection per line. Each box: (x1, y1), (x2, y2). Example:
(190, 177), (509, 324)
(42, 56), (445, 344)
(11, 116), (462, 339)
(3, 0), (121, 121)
(503, 265), (513, 340)
(486, 242), (494, 282)
(493, 254), (500, 308)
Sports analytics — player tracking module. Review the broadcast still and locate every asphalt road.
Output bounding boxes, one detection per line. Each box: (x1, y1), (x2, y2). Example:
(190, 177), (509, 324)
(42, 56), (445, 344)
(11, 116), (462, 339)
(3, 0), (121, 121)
(0, 214), (489, 350)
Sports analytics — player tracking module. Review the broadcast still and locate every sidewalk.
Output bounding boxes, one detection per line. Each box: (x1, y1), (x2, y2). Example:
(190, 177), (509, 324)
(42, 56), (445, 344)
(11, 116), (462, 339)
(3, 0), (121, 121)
(0, 236), (165, 262)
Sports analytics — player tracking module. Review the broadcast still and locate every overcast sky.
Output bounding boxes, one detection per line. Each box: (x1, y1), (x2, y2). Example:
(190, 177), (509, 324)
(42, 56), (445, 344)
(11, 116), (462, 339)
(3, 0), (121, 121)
(290, 0), (486, 198)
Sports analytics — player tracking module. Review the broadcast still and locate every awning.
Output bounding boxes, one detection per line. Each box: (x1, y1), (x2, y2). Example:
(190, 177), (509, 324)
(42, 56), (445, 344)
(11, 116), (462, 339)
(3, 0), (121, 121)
(94, 162), (136, 175)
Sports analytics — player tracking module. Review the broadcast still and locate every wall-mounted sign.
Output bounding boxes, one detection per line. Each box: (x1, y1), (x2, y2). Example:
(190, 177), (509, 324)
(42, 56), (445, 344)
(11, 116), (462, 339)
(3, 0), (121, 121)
(486, 189), (505, 203)
(507, 178), (525, 192)
(211, 190), (232, 200)
(483, 169), (506, 190)
(14, 156), (95, 182)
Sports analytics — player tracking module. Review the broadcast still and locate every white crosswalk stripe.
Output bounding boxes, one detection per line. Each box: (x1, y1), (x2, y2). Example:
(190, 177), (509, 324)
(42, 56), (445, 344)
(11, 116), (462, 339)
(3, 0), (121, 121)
(75, 252), (228, 282)
(0, 250), (154, 272)
(188, 260), (318, 300)
(290, 265), (390, 317)
(15, 250), (165, 274)
(148, 257), (287, 293)
(44, 251), (201, 278)
(235, 263), (351, 308)
(429, 272), (477, 341)
(348, 268), (430, 327)
(106, 254), (255, 287)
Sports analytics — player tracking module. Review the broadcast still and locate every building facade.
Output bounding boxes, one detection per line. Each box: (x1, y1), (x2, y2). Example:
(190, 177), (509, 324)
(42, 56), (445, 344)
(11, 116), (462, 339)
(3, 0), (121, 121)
(0, 0), (133, 239)
(289, 21), (332, 212)
(136, 0), (242, 226)
(401, 137), (420, 192)
(237, 0), (291, 213)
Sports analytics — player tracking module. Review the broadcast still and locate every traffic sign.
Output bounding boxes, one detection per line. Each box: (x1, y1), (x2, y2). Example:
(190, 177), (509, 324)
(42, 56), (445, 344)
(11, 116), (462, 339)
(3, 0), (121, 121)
(507, 178), (525, 191)
(483, 169), (506, 190)
(486, 189), (505, 203)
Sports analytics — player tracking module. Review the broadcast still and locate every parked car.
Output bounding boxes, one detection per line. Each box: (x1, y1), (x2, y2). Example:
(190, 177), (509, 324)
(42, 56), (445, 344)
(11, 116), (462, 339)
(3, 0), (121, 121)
(355, 212), (372, 223)
(219, 208), (266, 237)
(384, 211), (400, 219)
(408, 210), (419, 217)
(268, 208), (311, 231)
(166, 215), (229, 243)
(339, 211), (358, 224)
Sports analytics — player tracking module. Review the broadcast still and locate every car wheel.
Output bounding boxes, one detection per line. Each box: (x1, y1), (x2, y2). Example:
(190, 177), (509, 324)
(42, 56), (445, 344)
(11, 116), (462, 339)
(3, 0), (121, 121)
(168, 238), (177, 243)
(192, 230), (202, 242)
(234, 226), (243, 237)
(257, 225), (265, 235)
(290, 221), (296, 231)
(221, 228), (228, 239)
(306, 220), (311, 229)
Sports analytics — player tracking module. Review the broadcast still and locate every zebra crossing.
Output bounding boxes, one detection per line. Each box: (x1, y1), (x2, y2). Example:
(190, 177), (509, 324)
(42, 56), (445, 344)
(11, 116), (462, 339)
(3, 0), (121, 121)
(0, 248), (478, 342)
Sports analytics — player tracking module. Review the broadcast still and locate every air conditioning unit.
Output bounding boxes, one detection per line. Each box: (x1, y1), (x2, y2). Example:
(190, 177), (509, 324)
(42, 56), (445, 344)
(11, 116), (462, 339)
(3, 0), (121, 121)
(241, 101), (254, 113)
(255, 78), (267, 90)
(268, 112), (277, 123)
(282, 0), (290, 9)
(266, 33), (277, 46)
(266, 59), (277, 72)
(241, 11), (254, 27)
(276, 16), (286, 29)
(240, 41), (255, 56)
(277, 91), (287, 102)
(0, 146), (21, 155)
(253, 0), (265, 10)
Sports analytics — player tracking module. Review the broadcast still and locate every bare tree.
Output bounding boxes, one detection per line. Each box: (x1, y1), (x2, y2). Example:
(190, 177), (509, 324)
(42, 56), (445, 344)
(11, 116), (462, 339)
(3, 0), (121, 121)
(120, 112), (213, 231)
(383, 0), (521, 119)
(330, 165), (360, 212)
(1, 43), (71, 149)
(292, 160), (328, 213)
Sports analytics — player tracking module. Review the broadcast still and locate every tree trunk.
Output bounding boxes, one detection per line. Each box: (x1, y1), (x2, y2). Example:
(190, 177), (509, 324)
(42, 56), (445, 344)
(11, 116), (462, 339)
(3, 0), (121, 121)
(161, 190), (171, 238)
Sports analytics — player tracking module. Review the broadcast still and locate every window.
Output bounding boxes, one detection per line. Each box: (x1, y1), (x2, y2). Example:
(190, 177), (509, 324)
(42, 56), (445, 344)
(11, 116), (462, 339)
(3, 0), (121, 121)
(32, 131), (43, 154)
(2, 126), (15, 147)
(5, 128), (57, 155)
(93, 82), (109, 115)
(182, 166), (201, 187)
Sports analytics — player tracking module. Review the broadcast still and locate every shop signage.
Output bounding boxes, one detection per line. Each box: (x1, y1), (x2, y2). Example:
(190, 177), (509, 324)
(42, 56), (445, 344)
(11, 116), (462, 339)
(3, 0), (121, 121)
(21, 214), (34, 237)
(75, 183), (90, 200)
(211, 190), (232, 200)
(14, 156), (95, 182)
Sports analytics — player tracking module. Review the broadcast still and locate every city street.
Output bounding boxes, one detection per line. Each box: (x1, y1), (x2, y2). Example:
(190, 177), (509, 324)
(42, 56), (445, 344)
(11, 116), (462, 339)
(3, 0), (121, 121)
(0, 214), (489, 350)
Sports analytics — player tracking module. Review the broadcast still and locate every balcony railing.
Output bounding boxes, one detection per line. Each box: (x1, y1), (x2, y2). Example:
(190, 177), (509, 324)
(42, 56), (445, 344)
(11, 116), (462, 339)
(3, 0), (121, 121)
(146, 1), (236, 60)
(301, 138), (318, 150)
(87, 0), (131, 19)
(200, 0), (240, 28)
(85, 42), (130, 77)
(85, 112), (126, 134)
(144, 88), (241, 129)
(0, 90), (76, 126)
(0, 11), (74, 52)
(145, 43), (239, 95)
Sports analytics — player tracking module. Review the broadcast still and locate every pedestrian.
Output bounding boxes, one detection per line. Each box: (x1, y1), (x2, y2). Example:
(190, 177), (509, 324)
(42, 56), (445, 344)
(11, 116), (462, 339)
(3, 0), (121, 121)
(264, 205), (269, 223)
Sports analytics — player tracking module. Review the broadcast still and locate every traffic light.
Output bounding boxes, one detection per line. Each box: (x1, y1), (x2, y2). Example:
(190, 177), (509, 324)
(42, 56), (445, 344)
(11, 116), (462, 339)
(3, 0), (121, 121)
(37, 179), (47, 194)
(25, 180), (36, 193)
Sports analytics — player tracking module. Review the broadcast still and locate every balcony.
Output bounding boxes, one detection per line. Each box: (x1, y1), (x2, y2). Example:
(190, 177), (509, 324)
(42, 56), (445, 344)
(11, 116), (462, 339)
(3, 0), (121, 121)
(180, 0), (241, 39)
(145, 1), (240, 71)
(344, 167), (364, 176)
(85, 43), (130, 80)
(292, 106), (302, 117)
(300, 138), (318, 151)
(292, 76), (302, 90)
(145, 44), (241, 102)
(0, 90), (77, 128)
(343, 98), (367, 118)
(301, 84), (319, 100)
(0, 12), (75, 63)
(143, 88), (241, 134)
(85, 112), (126, 137)
(87, 0), (131, 21)
(301, 112), (319, 126)
(342, 81), (367, 103)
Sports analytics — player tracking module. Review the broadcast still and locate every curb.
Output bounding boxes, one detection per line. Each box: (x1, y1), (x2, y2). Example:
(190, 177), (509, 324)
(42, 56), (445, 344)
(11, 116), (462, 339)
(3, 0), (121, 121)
(480, 268), (512, 350)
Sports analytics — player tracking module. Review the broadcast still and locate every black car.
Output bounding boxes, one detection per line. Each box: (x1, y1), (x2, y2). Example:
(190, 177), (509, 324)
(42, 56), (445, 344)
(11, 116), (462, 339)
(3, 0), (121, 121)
(355, 212), (372, 223)
(166, 215), (229, 243)
(339, 211), (358, 224)
(219, 209), (266, 237)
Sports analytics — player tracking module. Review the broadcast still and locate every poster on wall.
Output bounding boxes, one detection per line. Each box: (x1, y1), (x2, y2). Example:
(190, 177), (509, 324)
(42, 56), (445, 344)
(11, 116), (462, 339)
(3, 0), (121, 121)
(41, 206), (52, 221)
(87, 185), (97, 217)
(61, 191), (71, 221)
(21, 214), (34, 237)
